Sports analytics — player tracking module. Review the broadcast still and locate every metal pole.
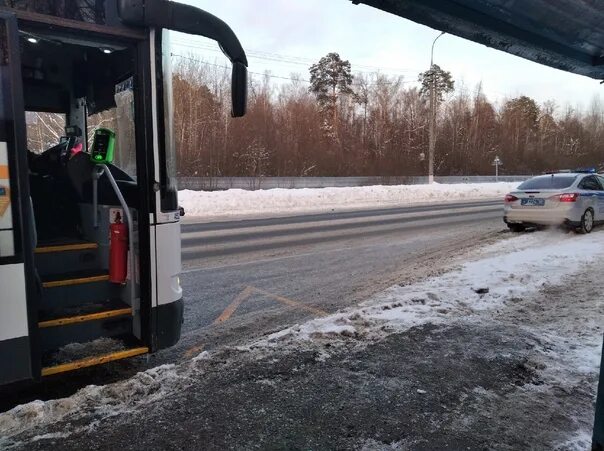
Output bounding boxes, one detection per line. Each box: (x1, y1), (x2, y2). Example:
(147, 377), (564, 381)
(92, 166), (103, 228)
(428, 73), (435, 184)
(99, 164), (137, 311)
(428, 31), (445, 185)
(593, 335), (604, 450)
(495, 162), (499, 182)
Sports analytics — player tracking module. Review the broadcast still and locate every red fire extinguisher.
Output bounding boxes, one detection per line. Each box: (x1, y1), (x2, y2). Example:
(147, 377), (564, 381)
(109, 211), (128, 284)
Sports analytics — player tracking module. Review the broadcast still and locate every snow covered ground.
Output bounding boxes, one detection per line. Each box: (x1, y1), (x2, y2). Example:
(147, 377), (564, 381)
(1, 229), (603, 449)
(267, 229), (604, 344)
(179, 182), (518, 219)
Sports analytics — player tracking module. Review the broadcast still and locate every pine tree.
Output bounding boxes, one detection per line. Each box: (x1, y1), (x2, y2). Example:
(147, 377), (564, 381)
(418, 64), (455, 102)
(309, 52), (354, 140)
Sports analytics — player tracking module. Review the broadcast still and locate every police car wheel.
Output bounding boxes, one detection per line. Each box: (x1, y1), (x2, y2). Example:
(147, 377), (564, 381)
(578, 208), (594, 234)
(507, 223), (525, 233)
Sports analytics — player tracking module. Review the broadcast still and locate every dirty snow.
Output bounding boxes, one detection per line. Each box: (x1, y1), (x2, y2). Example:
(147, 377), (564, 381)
(266, 229), (604, 344)
(50, 337), (126, 365)
(1, 229), (603, 448)
(179, 182), (518, 219)
(0, 364), (190, 446)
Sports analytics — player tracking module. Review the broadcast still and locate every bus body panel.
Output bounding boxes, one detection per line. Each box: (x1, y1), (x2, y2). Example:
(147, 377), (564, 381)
(155, 220), (181, 306)
(0, 263), (28, 341)
(150, 221), (182, 351)
(0, 263), (32, 384)
(151, 297), (183, 351)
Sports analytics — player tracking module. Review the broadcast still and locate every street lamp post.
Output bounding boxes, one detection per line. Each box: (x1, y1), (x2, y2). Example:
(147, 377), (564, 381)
(428, 31), (445, 184)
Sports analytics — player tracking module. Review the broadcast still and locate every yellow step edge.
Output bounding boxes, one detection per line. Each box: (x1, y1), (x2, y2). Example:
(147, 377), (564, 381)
(42, 347), (149, 377)
(35, 243), (98, 254)
(39, 307), (133, 328)
(42, 274), (110, 288)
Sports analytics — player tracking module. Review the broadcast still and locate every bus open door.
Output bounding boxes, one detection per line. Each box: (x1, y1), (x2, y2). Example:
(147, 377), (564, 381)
(0, 0), (247, 385)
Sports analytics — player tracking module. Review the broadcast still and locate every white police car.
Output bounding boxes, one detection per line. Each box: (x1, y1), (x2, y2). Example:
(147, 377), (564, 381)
(504, 169), (604, 233)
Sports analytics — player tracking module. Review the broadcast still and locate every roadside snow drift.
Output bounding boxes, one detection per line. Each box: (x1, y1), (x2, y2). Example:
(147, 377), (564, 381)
(265, 230), (604, 346)
(179, 182), (518, 219)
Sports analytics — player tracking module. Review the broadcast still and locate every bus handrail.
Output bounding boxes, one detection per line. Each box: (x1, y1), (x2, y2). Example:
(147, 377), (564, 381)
(92, 165), (138, 312)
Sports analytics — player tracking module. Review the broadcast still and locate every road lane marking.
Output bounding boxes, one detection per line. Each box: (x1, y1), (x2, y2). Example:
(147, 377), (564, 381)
(214, 286), (256, 324)
(181, 199), (503, 231)
(181, 209), (503, 257)
(251, 286), (327, 316)
(181, 205), (503, 243)
(184, 344), (205, 359)
(181, 212), (503, 273)
(213, 285), (328, 325)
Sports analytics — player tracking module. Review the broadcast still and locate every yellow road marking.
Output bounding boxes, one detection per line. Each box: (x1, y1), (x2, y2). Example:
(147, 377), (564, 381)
(251, 287), (328, 316)
(213, 285), (327, 325)
(214, 286), (255, 324)
(35, 243), (98, 254)
(184, 344), (205, 359)
(39, 308), (132, 328)
(42, 274), (109, 288)
(41, 347), (149, 377)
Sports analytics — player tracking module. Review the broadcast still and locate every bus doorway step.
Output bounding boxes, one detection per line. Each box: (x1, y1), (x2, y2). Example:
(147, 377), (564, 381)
(41, 335), (148, 377)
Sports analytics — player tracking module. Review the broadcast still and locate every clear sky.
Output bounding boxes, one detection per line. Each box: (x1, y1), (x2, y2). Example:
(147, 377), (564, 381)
(173, 0), (604, 112)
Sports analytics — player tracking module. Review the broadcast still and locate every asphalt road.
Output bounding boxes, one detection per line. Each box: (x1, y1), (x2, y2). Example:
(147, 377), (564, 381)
(0, 199), (507, 410)
(174, 199), (506, 355)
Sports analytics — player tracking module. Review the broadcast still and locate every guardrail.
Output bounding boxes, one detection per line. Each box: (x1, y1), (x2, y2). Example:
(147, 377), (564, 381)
(177, 175), (531, 191)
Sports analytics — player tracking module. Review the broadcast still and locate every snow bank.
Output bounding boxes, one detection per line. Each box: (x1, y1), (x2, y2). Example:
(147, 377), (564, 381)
(266, 230), (604, 343)
(179, 182), (519, 219)
(0, 364), (191, 445)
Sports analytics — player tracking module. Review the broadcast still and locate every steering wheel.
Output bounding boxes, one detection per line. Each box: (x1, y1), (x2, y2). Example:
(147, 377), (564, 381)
(53, 137), (78, 163)
(30, 137), (77, 175)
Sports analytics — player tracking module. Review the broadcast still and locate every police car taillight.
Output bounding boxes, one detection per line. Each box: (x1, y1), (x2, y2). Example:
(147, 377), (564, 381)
(559, 193), (579, 202)
(504, 194), (518, 203)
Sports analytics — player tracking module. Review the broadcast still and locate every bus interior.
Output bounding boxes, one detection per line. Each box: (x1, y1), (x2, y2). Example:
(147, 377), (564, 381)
(20, 27), (149, 372)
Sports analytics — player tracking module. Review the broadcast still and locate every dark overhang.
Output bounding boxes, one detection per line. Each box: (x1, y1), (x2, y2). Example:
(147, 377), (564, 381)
(352, 0), (604, 80)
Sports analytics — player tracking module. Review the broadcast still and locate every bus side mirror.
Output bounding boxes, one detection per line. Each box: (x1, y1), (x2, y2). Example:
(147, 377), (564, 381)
(231, 61), (247, 118)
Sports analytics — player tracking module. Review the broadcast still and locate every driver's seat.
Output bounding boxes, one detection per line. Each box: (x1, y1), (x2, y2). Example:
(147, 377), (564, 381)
(29, 151), (82, 243)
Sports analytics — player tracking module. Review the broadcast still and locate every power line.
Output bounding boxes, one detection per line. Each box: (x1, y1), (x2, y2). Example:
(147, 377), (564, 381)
(171, 54), (312, 83)
(170, 38), (423, 76)
(171, 53), (521, 116)
(171, 53), (422, 87)
(170, 39), (510, 99)
(171, 38), (420, 73)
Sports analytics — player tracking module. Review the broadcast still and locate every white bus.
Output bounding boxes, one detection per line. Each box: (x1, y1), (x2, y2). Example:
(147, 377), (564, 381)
(0, 0), (247, 384)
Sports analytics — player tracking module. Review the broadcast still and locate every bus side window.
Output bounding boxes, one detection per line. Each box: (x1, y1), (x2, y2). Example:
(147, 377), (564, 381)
(158, 30), (178, 212)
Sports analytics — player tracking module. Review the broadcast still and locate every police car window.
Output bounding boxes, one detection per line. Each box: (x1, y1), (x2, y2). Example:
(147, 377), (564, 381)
(598, 176), (604, 188)
(518, 176), (577, 190)
(578, 176), (601, 190)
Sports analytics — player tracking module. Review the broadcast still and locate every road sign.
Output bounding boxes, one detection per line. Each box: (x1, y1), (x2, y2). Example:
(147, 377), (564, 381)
(492, 156), (502, 181)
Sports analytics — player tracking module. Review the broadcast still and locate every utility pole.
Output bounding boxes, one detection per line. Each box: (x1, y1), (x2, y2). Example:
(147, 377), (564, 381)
(428, 31), (445, 184)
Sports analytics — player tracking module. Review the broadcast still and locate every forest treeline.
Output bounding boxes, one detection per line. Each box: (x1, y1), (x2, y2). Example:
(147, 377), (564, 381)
(173, 54), (604, 178)
(25, 53), (604, 178)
